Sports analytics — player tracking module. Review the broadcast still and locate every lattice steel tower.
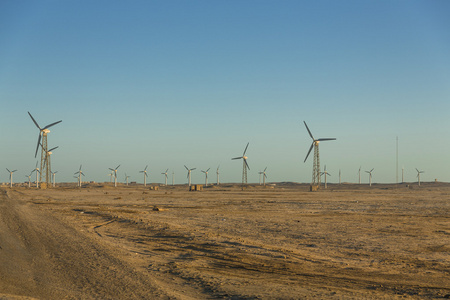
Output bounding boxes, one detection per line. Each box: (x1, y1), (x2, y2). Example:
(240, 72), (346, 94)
(303, 121), (335, 190)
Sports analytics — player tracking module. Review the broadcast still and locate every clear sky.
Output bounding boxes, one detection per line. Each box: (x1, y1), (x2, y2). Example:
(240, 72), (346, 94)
(1, 0), (449, 185)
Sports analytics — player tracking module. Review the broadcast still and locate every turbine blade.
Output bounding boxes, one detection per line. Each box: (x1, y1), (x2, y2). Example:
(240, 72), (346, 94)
(109, 168), (114, 171)
(191, 168), (196, 171)
(116, 165), (120, 170)
(264, 167), (267, 172)
(317, 138), (336, 141)
(35, 134), (41, 158)
(43, 120), (62, 130)
(370, 168), (374, 172)
(184, 165), (189, 171)
(415, 168), (419, 173)
(304, 142), (314, 163)
(243, 142), (249, 156)
(6, 168), (10, 172)
(232, 156), (242, 160)
(303, 121), (314, 140)
(207, 168), (210, 172)
(48, 146), (58, 152)
(79, 165), (82, 170)
(28, 112), (41, 129)
(244, 158), (250, 170)
(145, 173), (148, 177)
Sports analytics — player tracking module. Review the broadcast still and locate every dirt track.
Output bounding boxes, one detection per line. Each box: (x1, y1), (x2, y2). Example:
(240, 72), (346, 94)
(0, 183), (449, 299)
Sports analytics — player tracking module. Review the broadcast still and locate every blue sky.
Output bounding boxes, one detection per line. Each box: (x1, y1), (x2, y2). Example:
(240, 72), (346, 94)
(1, 0), (449, 184)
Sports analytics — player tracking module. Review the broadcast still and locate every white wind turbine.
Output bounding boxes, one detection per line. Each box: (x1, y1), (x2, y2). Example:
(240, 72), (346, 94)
(140, 165), (149, 186)
(184, 165), (196, 187)
(416, 168), (424, 186)
(232, 142), (250, 185)
(320, 165), (331, 189)
(125, 173), (130, 186)
(161, 169), (168, 186)
(74, 165), (85, 187)
(31, 162), (40, 188)
(25, 173), (32, 188)
(262, 167), (267, 186)
(216, 165), (220, 185)
(366, 168), (374, 187)
(358, 166), (361, 184)
(201, 168), (210, 186)
(6, 168), (17, 188)
(51, 171), (57, 187)
(109, 165), (120, 187)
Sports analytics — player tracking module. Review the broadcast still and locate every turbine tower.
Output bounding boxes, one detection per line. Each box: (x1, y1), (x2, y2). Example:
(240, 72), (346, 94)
(232, 142), (250, 185)
(358, 166), (361, 184)
(172, 171), (175, 185)
(6, 168), (17, 188)
(42, 144), (58, 185)
(339, 169), (341, 184)
(51, 171), (57, 187)
(366, 168), (374, 187)
(416, 168), (424, 186)
(303, 121), (336, 190)
(161, 169), (168, 186)
(184, 165), (196, 187)
(74, 165), (85, 187)
(25, 173), (32, 188)
(28, 112), (62, 189)
(140, 165), (148, 186)
(402, 166), (404, 183)
(201, 168), (210, 186)
(320, 165), (331, 189)
(109, 165), (120, 187)
(216, 165), (220, 185)
(125, 173), (130, 186)
(262, 167), (267, 186)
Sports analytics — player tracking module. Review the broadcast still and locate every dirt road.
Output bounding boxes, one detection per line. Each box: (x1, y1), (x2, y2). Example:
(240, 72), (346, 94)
(0, 183), (449, 299)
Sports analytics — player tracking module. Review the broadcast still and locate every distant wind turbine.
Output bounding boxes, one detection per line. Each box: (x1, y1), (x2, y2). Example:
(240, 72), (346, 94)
(139, 165), (148, 186)
(74, 165), (85, 187)
(216, 165), (220, 185)
(201, 168), (210, 186)
(172, 170), (175, 186)
(109, 165), (120, 187)
(366, 168), (374, 187)
(25, 173), (32, 188)
(185, 165), (196, 187)
(232, 142), (250, 185)
(416, 168), (424, 186)
(358, 166), (361, 184)
(339, 169), (341, 184)
(6, 168), (17, 188)
(51, 171), (57, 187)
(320, 165), (331, 189)
(161, 169), (168, 186)
(31, 162), (40, 188)
(125, 173), (130, 186)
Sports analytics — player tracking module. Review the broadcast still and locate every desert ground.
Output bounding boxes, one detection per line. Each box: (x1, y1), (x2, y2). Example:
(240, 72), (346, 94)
(0, 182), (449, 299)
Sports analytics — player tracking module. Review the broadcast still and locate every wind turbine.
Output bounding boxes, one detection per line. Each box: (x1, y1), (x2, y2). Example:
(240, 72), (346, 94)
(232, 142), (250, 185)
(201, 168), (210, 186)
(109, 165), (120, 187)
(74, 165), (85, 187)
(339, 169), (341, 184)
(161, 169), (168, 186)
(184, 165), (196, 187)
(262, 167), (267, 186)
(172, 171), (175, 185)
(41, 144), (58, 187)
(320, 165), (331, 189)
(51, 171), (57, 187)
(216, 165), (220, 185)
(31, 161), (40, 188)
(25, 173), (32, 188)
(139, 165), (148, 186)
(258, 170), (263, 185)
(366, 168), (374, 187)
(416, 168), (424, 186)
(6, 168), (17, 188)
(303, 121), (336, 190)
(358, 166), (361, 184)
(28, 111), (62, 188)
(125, 173), (130, 186)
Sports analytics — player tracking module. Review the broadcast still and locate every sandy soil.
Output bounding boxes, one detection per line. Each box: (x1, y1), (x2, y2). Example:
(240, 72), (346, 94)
(0, 182), (449, 299)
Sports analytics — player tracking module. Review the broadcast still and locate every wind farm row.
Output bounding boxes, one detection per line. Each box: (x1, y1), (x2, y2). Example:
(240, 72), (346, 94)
(1, 112), (428, 189)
